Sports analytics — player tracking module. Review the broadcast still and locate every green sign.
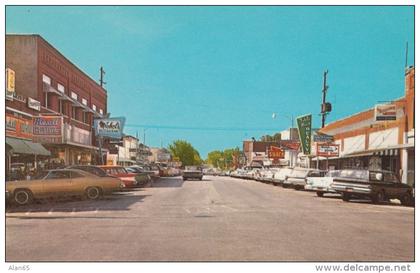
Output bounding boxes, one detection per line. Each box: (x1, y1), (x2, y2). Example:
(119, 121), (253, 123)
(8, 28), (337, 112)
(296, 114), (312, 155)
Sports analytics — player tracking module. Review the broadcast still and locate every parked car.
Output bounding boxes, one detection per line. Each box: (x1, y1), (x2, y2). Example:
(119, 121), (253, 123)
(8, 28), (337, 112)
(6, 169), (124, 206)
(125, 167), (153, 187)
(132, 165), (160, 180)
(96, 165), (140, 188)
(273, 167), (294, 185)
(182, 166), (203, 181)
(283, 168), (325, 189)
(331, 169), (413, 205)
(305, 170), (341, 197)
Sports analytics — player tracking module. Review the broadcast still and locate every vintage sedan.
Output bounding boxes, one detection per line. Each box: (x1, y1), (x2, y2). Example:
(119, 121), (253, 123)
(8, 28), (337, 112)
(6, 169), (124, 206)
(182, 166), (203, 181)
(272, 167), (294, 185)
(305, 170), (341, 197)
(97, 165), (143, 188)
(331, 169), (413, 205)
(125, 167), (153, 187)
(288, 169), (327, 190)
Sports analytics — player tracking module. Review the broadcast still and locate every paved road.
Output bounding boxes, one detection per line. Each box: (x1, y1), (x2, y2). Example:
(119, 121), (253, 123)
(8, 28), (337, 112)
(6, 176), (414, 262)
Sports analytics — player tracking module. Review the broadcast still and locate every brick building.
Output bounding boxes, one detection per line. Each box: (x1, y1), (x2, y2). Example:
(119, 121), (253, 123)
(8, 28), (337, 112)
(6, 34), (107, 171)
(317, 67), (414, 185)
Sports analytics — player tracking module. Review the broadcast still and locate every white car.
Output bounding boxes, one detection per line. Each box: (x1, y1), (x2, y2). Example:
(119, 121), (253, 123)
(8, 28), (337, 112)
(305, 170), (341, 197)
(273, 167), (294, 185)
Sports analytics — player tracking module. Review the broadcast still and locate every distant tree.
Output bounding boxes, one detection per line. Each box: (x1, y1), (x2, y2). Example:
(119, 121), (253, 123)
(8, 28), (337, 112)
(206, 147), (240, 170)
(260, 133), (282, 142)
(168, 140), (202, 167)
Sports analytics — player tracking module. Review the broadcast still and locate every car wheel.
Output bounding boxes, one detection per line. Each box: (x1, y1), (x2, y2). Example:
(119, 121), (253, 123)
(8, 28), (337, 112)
(85, 187), (101, 200)
(13, 189), (33, 206)
(342, 193), (350, 202)
(372, 191), (385, 204)
(399, 192), (413, 206)
(316, 191), (324, 197)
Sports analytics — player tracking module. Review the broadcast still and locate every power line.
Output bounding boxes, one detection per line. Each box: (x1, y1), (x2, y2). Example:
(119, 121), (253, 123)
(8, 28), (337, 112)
(125, 123), (281, 132)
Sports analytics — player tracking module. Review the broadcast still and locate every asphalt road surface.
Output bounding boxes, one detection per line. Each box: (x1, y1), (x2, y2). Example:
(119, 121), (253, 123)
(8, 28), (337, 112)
(6, 176), (414, 262)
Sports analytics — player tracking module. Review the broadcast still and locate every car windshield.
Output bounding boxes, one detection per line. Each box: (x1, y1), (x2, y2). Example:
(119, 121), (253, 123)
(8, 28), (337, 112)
(291, 169), (310, 177)
(339, 170), (369, 180)
(186, 166), (200, 171)
(325, 170), (341, 177)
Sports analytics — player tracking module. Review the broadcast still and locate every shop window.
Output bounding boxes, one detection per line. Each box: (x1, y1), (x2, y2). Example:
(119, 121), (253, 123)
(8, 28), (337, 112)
(42, 74), (51, 85)
(57, 83), (65, 93)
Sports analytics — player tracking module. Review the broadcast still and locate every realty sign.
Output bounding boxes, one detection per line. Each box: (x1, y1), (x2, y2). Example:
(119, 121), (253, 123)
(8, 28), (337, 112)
(316, 143), (339, 157)
(296, 114), (312, 155)
(94, 117), (126, 139)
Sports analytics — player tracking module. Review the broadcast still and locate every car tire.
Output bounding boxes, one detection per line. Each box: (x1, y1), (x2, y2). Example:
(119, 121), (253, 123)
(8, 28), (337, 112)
(85, 187), (102, 200)
(342, 193), (350, 202)
(316, 191), (324, 197)
(372, 191), (385, 204)
(399, 192), (413, 206)
(13, 189), (33, 206)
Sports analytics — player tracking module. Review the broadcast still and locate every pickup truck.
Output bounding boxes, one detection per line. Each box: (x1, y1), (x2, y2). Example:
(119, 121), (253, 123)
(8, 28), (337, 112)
(331, 169), (413, 205)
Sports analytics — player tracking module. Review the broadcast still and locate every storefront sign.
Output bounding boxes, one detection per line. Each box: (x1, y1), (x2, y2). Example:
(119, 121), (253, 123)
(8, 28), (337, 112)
(6, 68), (15, 100)
(6, 113), (33, 140)
(94, 117), (126, 139)
(296, 114), (312, 155)
(33, 116), (63, 143)
(27, 97), (41, 111)
(313, 134), (334, 142)
(375, 104), (397, 121)
(268, 146), (285, 159)
(316, 143), (339, 157)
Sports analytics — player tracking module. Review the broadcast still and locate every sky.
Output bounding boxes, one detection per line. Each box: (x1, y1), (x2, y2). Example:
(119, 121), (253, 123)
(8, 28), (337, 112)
(6, 6), (414, 158)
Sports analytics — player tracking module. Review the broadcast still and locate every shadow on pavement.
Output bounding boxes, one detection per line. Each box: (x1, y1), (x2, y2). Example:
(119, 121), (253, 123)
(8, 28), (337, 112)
(152, 177), (185, 188)
(6, 192), (150, 213)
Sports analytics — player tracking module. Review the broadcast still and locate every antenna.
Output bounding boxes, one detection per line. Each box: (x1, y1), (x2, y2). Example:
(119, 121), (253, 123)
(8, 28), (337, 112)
(99, 66), (106, 87)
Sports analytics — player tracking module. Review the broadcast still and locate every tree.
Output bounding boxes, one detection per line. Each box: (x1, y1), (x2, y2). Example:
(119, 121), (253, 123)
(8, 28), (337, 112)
(168, 140), (202, 167)
(206, 147), (240, 170)
(260, 132), (282, 142)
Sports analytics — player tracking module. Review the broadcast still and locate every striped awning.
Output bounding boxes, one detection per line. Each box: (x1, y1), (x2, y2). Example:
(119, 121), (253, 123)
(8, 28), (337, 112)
(373, 149), (399, 156)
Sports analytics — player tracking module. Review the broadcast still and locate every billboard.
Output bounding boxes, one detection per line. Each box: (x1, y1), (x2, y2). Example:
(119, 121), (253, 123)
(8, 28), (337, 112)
(94, 117), (126, 139)
(33, 116), (63, 143)
(313, 133), (334, 143)
(6, 114), (33, 140)
(316, 143), (339, 157)
(296, 114), (312, 155)
(375, 104), (397, 121)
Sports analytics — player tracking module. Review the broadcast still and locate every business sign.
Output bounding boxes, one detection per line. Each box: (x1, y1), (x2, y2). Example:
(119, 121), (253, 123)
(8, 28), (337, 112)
(375, 104), (397, 121)
(313, 133), (334, 143)
(296, 114), (312, 155)
(316, 143), (339, 157)
(94, 117), (126, 139)
(268, 146), (285, 159)
(6, 114), (33, 140)
(27, 97), (41, 111)
(33, 116), (63, 143)
(6, 68), (15, 100)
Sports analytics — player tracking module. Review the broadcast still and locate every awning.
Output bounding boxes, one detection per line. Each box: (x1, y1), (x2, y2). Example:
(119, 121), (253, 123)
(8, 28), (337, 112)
(6, 137), (51, 156)
(58, 93), (74, 102)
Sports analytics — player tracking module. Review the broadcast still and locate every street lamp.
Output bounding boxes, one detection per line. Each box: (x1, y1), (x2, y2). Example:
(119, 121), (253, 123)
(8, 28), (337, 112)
(272, 112), (294, 129)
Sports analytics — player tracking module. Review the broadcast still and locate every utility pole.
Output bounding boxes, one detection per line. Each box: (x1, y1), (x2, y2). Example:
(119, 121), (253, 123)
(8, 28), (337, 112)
(99, 66), (106, 87)
(321, 70), (331, 128)
(405, 42), (409, 69)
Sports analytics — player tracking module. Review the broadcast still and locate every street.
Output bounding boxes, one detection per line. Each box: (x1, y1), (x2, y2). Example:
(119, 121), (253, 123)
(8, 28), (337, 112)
(6, 176), (414, 262)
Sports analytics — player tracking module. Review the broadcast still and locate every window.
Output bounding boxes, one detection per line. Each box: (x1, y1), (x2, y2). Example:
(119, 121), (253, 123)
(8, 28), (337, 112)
(59, 100), (65, 115)
(92, 104), (97, 111)
(72, 106), (77, 119)
(57, 83), (65, 93)
(82, 98), (87, 105)
(42, 74), (51, 85)
(71, 92), (78, 100)
(70, 171), (84, 179)
(83, 111), (88, 124)
(45, 171), (71, 180)
(99, 109), (103, 115)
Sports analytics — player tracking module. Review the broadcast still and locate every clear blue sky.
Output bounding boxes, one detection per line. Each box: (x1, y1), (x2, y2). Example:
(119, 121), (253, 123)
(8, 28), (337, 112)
(6, 6), (414, 158)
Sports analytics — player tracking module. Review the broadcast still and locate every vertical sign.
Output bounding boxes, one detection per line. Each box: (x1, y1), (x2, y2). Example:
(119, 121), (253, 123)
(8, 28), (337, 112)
(6, 68), (15, 100)
(296, 114), (312, 155)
